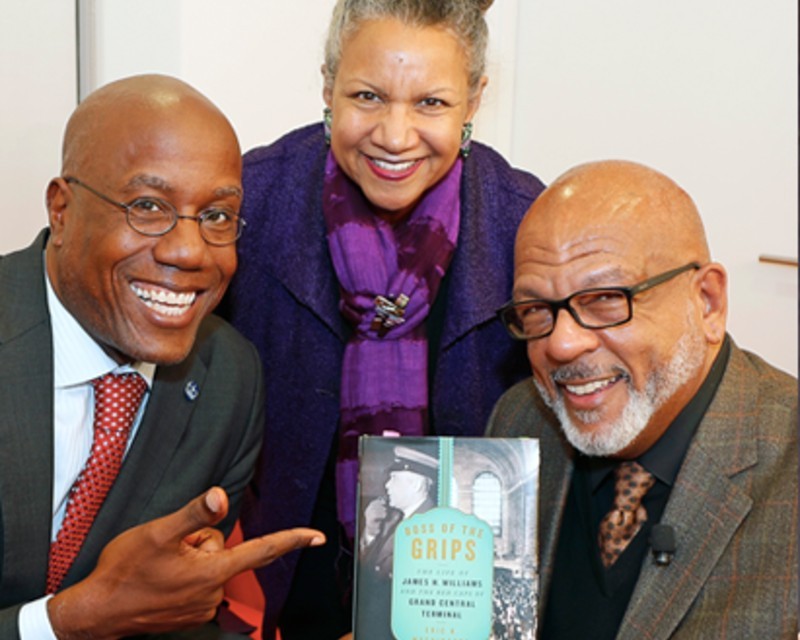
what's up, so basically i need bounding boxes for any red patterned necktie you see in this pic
[598,461,656,568]
[46,372,147,594]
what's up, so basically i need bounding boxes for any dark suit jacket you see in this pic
[0,231,265,638]
[486,341,798,639]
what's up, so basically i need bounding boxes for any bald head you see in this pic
[62,74,239,176]
[518,160,710,271]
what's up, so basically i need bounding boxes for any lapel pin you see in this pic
[184,380,200,401]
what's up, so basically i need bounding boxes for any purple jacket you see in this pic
[221,123,545,636]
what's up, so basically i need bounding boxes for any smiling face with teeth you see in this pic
[323,18,485,222]
[513,161,728,459]
[45,75,242,366]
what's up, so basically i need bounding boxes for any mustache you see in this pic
[549,364,630,384]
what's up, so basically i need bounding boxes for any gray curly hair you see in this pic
[323,0,494,97]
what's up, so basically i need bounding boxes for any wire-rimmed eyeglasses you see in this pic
[64,176,245,246]
[498,262,702,340]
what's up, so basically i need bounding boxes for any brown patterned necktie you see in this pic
[598,461,656,568]
[46,372,147,593]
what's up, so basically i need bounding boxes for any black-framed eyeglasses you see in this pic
[64,176,245,246]
[498,262,701,340]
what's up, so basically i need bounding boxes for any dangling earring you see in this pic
[460,122,473,158]
[323,107,333,146]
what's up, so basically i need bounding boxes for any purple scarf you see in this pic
[322,152,462,541]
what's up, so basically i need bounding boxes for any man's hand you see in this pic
[47,487,324,639]
[362,497,388,539]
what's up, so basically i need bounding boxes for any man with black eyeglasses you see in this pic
[488,160,797,639]
[0,74,323,639]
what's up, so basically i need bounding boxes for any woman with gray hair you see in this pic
[221,1,544,637]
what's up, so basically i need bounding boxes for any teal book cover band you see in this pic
[353,436,540,640]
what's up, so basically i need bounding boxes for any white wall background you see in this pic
[0,2,77,246]
[1,0,796,376]
[512,0,798,379]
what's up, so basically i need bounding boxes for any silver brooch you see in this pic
[370,294,409,337]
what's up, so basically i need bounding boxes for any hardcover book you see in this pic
[353,436,539,640]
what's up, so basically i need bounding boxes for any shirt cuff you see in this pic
[18,596,58,640]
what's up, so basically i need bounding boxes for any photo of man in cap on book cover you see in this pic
[359,445,439,578]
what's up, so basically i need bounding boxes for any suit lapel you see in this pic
[0,232,55,601]
[537,423,573,618]
[64,353,208,585]
[264,146,347,341]
[438,157,514,351]
[272,218,346,342]
[0,332,54,601]
[618,346,756,640]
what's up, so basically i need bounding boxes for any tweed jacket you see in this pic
[0,231,265,638]
[486,341,798,639]
[221,123,545,635]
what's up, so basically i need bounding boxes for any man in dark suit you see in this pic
[0,74,323,639]
[489,160,797,639]
[359,446,438,578]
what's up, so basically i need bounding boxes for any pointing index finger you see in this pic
[223,528,326,578]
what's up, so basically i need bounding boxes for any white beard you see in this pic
[534,325,705,457]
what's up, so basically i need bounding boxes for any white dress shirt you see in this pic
[19,261,155,639]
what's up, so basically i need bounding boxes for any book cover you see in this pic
[353,436,539,640]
